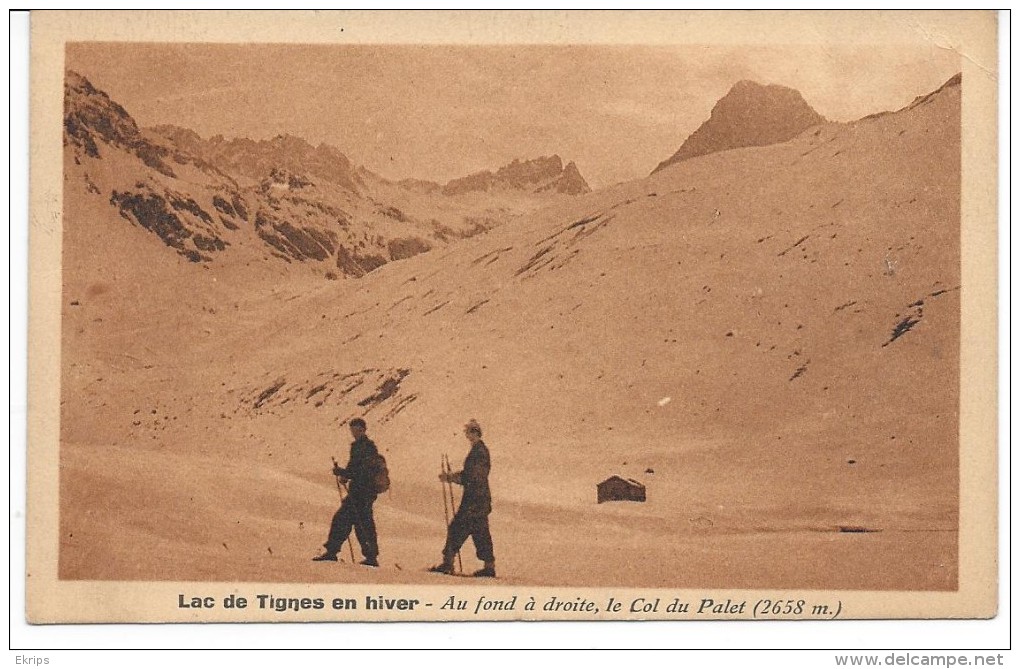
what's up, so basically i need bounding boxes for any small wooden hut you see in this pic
[596,476,646,504]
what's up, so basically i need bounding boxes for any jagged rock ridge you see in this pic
[443,155,591,196]
[150,126,363,192]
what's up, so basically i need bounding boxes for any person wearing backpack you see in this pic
[429,419,496,578]
[312,417,382,567]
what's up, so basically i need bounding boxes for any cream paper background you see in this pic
[26,10,998,625]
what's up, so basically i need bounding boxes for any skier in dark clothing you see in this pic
[313,417,380,567]
[430,419,496,577]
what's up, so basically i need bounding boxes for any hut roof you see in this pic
[598,475,645,489]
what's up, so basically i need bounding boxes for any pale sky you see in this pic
[67,43,959,188]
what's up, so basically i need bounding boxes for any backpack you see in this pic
[369,453,390,494]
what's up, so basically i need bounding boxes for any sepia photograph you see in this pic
[24,10,999,626]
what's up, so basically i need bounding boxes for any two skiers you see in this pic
[313,417,496,578]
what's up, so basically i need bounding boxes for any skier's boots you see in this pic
[473,562,496,578]
[312,552,338,562]
[428,562,455,574]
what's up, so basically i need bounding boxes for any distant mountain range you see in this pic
[64,70,592,278]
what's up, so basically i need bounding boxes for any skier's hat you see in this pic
[464,419,482,436]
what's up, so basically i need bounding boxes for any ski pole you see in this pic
[440,455,450,529]
[439,456,459,574]
[332,457,357,564]
[440,455,453,572]
[443,453,463,575]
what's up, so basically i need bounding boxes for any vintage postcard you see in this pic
[26,10,999,623]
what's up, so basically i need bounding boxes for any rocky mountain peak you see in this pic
[64,70,177,177]
[653,80,826,174]
[537,160,591,195]
[65,70,139,148]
